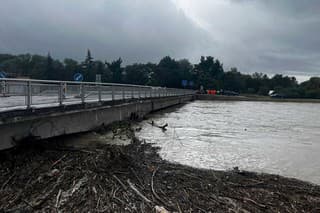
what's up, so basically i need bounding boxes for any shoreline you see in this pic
[1,122,320,212]
[197,94,320,103]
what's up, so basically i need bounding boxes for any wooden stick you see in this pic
[127,179,152,203]
[151,167,166,205]
[51,154,67,168]
[112,175,127,190]
[55,189,62,208]
[1,173,15,190]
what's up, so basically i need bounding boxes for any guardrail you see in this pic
[0,78,195,111]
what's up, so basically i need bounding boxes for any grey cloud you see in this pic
[0,0,319,79]
[0,0,209,63]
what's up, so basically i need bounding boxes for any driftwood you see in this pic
[1,121,320,212]
[112,175,127,190]
[55,189,62,208]
[127,179,152,203]
[1,173,15,190]
[149,121,168,131]
[51,154,67,168]
[151,167,166,205]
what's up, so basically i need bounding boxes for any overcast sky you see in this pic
[0,0,319,81]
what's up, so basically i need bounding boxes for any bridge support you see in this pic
[0,95,194,150]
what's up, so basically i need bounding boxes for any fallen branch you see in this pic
[112,175,127,190]
[151,167,167,205]
[51,154,67,168]
[127,179,152,203]
[148,121,168,131]
[55,189,62,209]
[1,173,15,190]
[243,197,267,209]
[176,202,182,213]
[130,167,144,187]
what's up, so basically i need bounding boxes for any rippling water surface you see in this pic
[136,100,320,184]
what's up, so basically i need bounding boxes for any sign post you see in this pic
[73,73,84,99]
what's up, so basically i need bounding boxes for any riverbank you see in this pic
[1,122,320,212]
[197,94,320,103]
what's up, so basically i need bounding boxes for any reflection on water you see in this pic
[136,100,320,184]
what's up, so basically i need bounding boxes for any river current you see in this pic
[136,100,320,184]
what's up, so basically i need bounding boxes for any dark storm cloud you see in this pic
[175,0,320,79]
[0,0,319,79]
[0,0,209,63]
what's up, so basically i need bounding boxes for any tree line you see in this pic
[0,51,319,99]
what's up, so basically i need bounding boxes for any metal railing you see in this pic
[0,78,195,111]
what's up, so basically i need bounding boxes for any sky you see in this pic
[0,0,319,81]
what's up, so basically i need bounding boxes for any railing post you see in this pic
[1,80,6,97]
[150,88,152,98]
[122,87,125,100]
[144,89,147,98]
[138,88,141,99]
[59,82,63,106]
[80,84,85,104]
[26,80,32,109]
[111,86,115,101]
[131,88,134,99]
[98,84,102,102]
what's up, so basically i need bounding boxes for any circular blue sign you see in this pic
[73,73,83,82]
[0,71,6,79]
[181,80,188,87]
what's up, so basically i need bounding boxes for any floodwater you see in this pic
[136,100,320,184]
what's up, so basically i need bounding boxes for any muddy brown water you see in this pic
[134,100,320,184]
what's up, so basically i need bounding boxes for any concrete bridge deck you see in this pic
[0,78,195,150]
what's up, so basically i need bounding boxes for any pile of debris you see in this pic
[1,122,320,212]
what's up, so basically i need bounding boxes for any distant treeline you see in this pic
[0,51,319,98]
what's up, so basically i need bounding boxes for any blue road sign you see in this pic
[189,81,194,87]
[0,71,6,79]
[73,73,84,82]
[181,80,188,87]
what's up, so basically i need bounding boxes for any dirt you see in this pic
[1,122,320,212]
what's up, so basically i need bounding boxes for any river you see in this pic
[135,100,320,184]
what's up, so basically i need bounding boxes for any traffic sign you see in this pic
[73,73,83,82]
[0,71,6,79]
[181,80,188,87]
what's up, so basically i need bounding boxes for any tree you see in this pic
[106,58,123,83]
[124,64,151,85]
[82,49,95,81]
[152,56,184,88]
[45,52,54,80]
[64,58,79,80]
[223,68,246,92]
[194,56,224,89]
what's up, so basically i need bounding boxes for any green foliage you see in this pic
[106,58,123,83]
[0,52,319,99]
[223,68,246,92]
[299,77,320,98]
[124,63,152,85]
[194,56,224,89]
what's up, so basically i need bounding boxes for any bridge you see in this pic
[0,78,195,150]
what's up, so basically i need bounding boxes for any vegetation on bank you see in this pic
[0,51,319,98]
